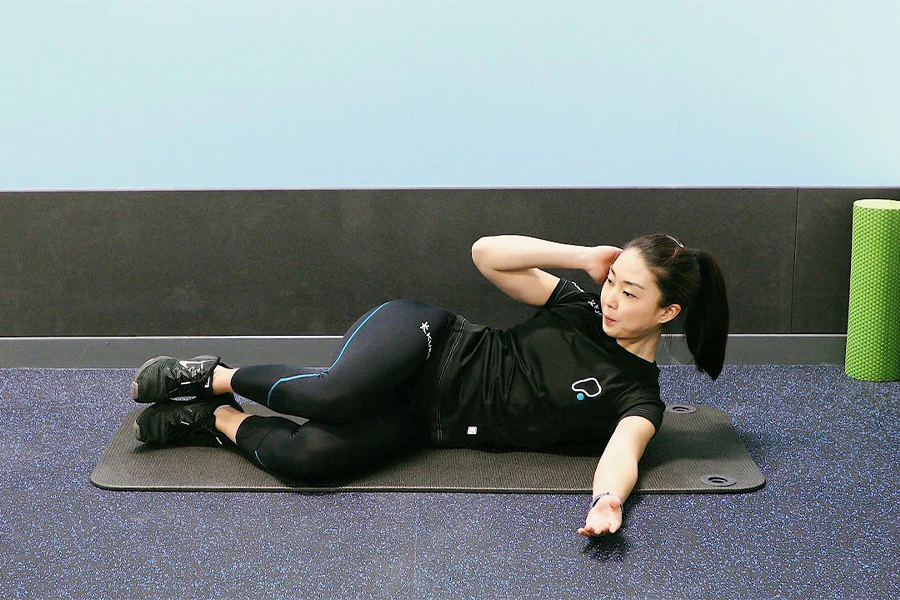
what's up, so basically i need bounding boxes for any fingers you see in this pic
[578,528,606,537]
[609,513,622,534]
[578,524,611,537]
[580,514,623,536]
[578,523,595,536]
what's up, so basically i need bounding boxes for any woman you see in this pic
[130,234,729,537]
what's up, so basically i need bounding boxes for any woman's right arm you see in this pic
[471,235,620,307]
[578,415,656,537]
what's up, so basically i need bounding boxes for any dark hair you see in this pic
[624,234,730,380]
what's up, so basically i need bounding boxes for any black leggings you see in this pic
[230,300,455,480]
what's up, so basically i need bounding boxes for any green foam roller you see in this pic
[845,199,900,381]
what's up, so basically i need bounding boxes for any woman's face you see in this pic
[600,248,680,341]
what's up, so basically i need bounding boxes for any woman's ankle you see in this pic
[213,405,249,444]
[211,366,237,395]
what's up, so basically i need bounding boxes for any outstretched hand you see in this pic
[578,494,623,537]
[584,246,623,286]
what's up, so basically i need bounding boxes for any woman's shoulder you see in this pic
[543,279,603,311]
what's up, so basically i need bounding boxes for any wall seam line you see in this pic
[790,188,800,333]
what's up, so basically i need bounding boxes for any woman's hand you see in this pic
[578,494,623,536]
[584,246,623,286]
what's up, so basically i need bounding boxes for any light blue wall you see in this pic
[1,0,898,190]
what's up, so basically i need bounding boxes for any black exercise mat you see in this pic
[91,403,765,494]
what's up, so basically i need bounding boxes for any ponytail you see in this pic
[624,235,730,380]
[683,250,729,380]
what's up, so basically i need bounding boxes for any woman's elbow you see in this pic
[471,236,495,268]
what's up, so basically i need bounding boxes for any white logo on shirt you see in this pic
[571,377,602,401]
[420,321,433,360]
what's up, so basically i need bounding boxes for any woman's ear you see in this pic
[658,303,682,325]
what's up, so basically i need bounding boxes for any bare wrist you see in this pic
[578,246,599,271]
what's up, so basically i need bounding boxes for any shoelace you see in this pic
[178,417,224,445]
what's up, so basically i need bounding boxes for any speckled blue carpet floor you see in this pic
[1,366,898,600]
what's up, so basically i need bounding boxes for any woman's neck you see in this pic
[615,332,661,363]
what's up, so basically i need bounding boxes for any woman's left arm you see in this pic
[577,416,656,537]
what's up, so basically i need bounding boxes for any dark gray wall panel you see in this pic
[793,188,900,333]
[1,188,796,336]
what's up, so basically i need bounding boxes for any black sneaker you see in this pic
[132,355,227,403]
[133,393,243,446]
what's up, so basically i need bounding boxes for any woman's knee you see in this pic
[254,418,419,481]
[271,449,332,480]
[288,377,375,422]
[270,373,376,422]
[257,425,352,480]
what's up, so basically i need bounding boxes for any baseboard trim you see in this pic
[0,334,847,368]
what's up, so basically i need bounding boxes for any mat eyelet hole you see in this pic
[700,474,737,487]
[666,404,697,414]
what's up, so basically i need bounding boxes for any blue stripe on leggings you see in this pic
[265,301,390,406]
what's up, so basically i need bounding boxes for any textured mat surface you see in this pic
[92,402,764,493]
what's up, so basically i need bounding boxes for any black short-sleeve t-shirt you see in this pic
[428,279,664,450]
